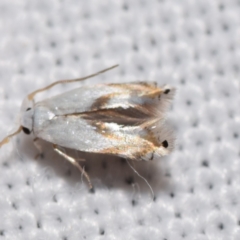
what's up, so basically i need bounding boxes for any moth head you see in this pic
[0,97,34,147]
[20,97,34,135]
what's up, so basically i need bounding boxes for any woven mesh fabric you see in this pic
[0,0,240,239]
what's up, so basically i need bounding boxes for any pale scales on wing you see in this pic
[32,82,175,161]
[34,82,175,117]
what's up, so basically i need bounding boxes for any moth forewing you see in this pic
[34,82,175,118]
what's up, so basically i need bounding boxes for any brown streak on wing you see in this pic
[92,121,123,141]
[98,137,156,160]
[91,83,164,111]
[144,128,161,148]
[66,107,159,125]
[109,82,163,97]
[108,82,157,92]
[90,120,161,160]
[91,92,121,111]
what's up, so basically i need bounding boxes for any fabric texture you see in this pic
[0,0,240,239]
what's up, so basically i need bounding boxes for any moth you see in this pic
[0,65,175,188]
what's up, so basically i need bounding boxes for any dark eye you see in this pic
[162,140,168,148]
[22,127,31,135]
[26,108,31,111]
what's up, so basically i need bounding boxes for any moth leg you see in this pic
[53,144,93,189]
[33,138,44,159]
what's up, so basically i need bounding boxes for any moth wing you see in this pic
[33,82,175,160]
[35,82,175,118]
[34,111,174,161]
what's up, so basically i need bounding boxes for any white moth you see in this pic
[0,65,175,189]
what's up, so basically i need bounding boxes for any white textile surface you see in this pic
[0,0,240,239]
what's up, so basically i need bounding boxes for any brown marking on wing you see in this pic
[91,83,164,111]
[81,107,158,125]
[91,92,120,111]
[110,83,164,98]
[91,121,124,141]
[144,127,162,148]
[85,118,157,159]
[98,135,157,160]
[108,82,157,92]
[90,120,161,160]
[97,132,168,160]
[83,115,166,160]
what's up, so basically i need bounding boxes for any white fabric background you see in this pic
[0,0,240,239]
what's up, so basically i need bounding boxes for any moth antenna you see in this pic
[0,126,22,148]
[126,160,155,200]
[28,64,119,101]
